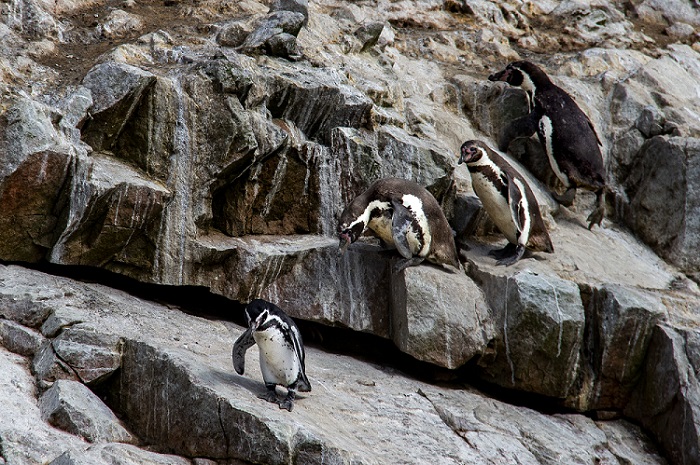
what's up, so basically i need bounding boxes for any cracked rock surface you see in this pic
[0,264,668,464]
[2,0,700,463]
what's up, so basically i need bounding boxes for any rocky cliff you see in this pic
[1,0,700,464]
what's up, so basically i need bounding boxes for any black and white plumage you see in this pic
[459,140,554,266]
[488,61,607,229]
[337,177,460,272]
[232,299,310,412]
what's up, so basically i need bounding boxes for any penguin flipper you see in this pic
[290,325,311,392]
[507,175,527,237]
[390,200,415,260]
[232,327,256,375]
[296,372,312,392]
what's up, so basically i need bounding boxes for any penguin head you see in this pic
[488,62,524,86]
[459,140,487,165]
[488,61,549,94]
[245,299,271,331]
[337,206,368,254]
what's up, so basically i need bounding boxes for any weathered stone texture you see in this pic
[2,0,700,463]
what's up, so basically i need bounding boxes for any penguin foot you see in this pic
[393,257,424,273]
[587,189,605,230]
[586,205,604,230]
[552,187,576,207]
[488,243,517,260]
[495,244,525,266]
[258,386,280,405]
[279,391,296,412]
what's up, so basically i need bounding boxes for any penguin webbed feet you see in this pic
[258,384,280,405]
[259,384,298,412]
[393,256,424,273]
[552,187,576,207]
[279,390,296,412]
[489,243,525,266]
[586,189,606,230]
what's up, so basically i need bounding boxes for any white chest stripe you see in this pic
[471,148,503,174]
[401,194,431,256]
[539,115,570,187]
[346,200,391,232]
[512,177,531,246]
[520,74,535,111]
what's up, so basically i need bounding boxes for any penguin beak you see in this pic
[338,232,352,255]
[459,147,473,164]
[488,68,508,82]
[250,310,267,331]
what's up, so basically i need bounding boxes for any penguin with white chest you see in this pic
[459,140,553,266]
[338,178,460,272]
[488,61,607,230]
[232,299,311,412]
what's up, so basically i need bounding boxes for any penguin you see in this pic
[488,60,607,230]
[337,177,460,273]
[459,140,553,266]
[232,299,310,412]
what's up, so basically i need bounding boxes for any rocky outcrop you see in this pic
[2,0,700,463]
[0,264,670,464]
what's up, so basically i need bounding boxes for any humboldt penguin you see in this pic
[459,140,553,266]
[232,299,311,412]
[338,178,459,272]
[488,60,607,229]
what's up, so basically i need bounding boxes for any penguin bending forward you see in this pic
[488,61,607,229]
[232,299,310,412]
[338,178,460,273]
[459,140,553,266]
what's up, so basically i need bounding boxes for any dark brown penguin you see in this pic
[489,61,607,229]
[459,140,553,266]
[338,178,459,272]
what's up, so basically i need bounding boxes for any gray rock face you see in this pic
[391,264,494,369]
[1,0,700,463]
[473,266,585,399]
[626,323,700,465]
[624,136,700,280]
[0,264,670,464]
[49,444,192,465]
[40,380,135,444]
[0,346,86,465]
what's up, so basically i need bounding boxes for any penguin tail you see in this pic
[297,372,312,392]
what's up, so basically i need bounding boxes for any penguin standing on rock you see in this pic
[488,61,607,229]
[232,299,310,412]
[459,140,553,266]
[338,178,460,273]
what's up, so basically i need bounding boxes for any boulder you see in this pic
[472,266,585,399]
[574,284,668,411]
[624,136,700,281]
[80,63,157,152]
[391,265,494,369]
[0,319,45,357]
[48,153,170,280]
[193,234,393,336]
[0,347,86,465]
[40,380,136,443]
[625,324,700,465]
[239,10,306,57]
